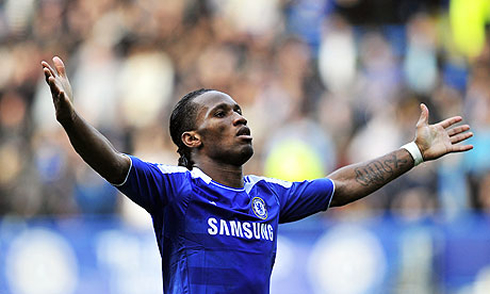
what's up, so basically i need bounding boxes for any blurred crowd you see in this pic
[0,0,489,221]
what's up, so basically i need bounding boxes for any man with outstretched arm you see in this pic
[41,56,473,294]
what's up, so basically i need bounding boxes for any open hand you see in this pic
[41,56,75,124]
[414,103,473,161]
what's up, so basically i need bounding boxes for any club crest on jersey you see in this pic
[252,197,268,219]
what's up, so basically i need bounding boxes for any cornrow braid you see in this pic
[177,146,192,169]
[169,88,214,170]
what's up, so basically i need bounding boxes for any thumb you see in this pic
[416,103,429,127]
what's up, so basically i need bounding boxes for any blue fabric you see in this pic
[116,155,334,294]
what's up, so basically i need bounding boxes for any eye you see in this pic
[214,111,226,118]
[235,108,242,115]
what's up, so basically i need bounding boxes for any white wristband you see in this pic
[401,142,424,166]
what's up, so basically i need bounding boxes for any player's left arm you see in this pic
[327,103,473,207]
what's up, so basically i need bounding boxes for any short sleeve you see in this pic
[276,178,335,223]
[114,155,188,214]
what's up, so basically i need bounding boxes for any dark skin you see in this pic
[329,102,473,206]
[41,57,130,184]
[41,56,474,207]
[181,92,254,188]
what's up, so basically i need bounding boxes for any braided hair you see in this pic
[169,88,214,169]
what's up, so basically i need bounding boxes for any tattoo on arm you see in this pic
[354,154,408,187]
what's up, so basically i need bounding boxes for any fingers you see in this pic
[447,123,473,152]
[41,56,65,77]
[41,60,56,77]
[42,63,61,98]
[417,103,466,130]
[43,67,52,81]
[450,131,473,144]
[47,76,61,98]
[416,103,429,127]
[447,124,471,136]
[53,56,66,77]
[450,144,474,153]
[41,57,65,97]
[437,116,463,129]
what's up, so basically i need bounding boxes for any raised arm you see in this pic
[41,56,130,185]
[328,103,473,207]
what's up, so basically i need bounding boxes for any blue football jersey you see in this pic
[116,155,335,294]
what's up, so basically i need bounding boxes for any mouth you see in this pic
[236,126,253,140]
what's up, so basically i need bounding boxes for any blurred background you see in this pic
[0,0,490,293]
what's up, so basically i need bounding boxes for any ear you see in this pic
[182,131,202,148]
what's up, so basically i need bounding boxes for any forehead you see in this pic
[193,91,239,111]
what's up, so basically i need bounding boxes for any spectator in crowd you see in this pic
[0,0,488,220]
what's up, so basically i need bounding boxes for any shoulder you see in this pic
[156,163,191,175]
[245,175,293,190]
[126,155,192,184]
[127,155,185,173]
[244,175,334,192]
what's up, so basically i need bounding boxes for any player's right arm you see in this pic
[41,56,130,185]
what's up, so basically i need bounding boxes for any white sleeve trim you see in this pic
[112,154,133,187]
[325,178,336,210]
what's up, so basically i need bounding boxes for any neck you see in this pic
[194,158,244,188]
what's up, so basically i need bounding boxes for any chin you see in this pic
[211,144,254,166]
[240,146,254,164]
[230,145,254,166]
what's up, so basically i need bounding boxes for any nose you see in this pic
[233,112,247,126]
